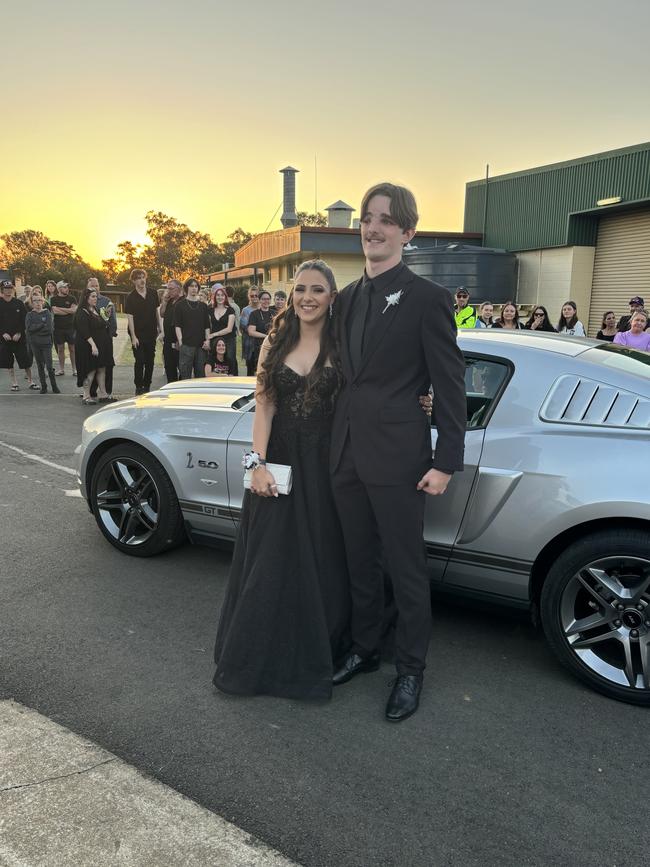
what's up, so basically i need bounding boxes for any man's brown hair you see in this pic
[130,268,147,282]
[360,182,419,232]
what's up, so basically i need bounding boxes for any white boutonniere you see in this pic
[382,289,403,314]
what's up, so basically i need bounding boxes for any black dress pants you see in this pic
[132,341,156,391]
[331,437,430,675]
[163,340,179,382]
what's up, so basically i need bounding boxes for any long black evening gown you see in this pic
[213,364,350,699]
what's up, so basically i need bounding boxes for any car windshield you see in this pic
[586,344,650,379]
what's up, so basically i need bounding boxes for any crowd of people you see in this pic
[0,270,290,398]
[2,273,649,398]
[156,277,288,385]
[0,276,118,401]
[454,287,650,348]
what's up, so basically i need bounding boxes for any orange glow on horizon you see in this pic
[3,1,648,269]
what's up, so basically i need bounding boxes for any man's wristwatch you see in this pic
[243,451,267,470]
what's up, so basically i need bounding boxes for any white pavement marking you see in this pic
[63,489,83,498]
[0,700,300,867]
[0,440,76,477]
[0,429,73,445]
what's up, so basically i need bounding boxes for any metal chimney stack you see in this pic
[280,166,299,228]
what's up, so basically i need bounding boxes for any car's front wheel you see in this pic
[541,529,650,706]
[90,443,185,557]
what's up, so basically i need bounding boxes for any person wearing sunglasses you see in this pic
[454,287,476,328]
[524,305,556,332]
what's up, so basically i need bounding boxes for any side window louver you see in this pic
[540,375,650,429]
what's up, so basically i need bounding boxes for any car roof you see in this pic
[458,330,597,357]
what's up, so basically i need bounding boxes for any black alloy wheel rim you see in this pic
[95,458,160,547]
[560,556,650,691]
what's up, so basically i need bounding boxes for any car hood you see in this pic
[159,375,255,393]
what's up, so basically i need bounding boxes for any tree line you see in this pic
[0,211,327,293]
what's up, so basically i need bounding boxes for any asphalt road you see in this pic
[0,369,646,867]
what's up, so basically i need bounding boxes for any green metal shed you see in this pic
[464,142,650,252]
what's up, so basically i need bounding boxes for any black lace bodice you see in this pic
[267,364,340,461]
[273,364,340,421]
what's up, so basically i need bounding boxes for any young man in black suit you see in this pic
[331,182,467,722]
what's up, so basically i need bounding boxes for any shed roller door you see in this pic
[589,210,650,335]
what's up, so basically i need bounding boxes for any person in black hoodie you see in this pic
[24,293,61,394]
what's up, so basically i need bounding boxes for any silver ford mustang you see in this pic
[77,331,650,706]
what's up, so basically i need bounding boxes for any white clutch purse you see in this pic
[243,463,293,495]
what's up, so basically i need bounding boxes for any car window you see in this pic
[431,356,510,430]
[464,358,510,428]
[585,345,650,380]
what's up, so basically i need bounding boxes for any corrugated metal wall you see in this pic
[464,143,650,251]
[589,211,650,335]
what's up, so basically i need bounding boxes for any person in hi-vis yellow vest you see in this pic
[454,287,476,328]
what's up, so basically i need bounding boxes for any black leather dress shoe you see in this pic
[332,651,380,686]
[385,674,423,722]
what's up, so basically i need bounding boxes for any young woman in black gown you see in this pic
[213,260,350,700]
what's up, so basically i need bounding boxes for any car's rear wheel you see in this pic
[90,443,185,557]
[541,529,650,706]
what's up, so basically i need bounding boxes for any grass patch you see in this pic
[118,337,164,367]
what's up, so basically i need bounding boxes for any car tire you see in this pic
[541,529,650,706]
[90,443,185,557]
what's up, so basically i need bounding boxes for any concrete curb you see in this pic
[0,700,300,867]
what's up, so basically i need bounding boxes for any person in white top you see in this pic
[557,301,585,336]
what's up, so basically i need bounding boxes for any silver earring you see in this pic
[329,304,333,318]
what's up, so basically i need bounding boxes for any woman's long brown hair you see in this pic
[257,260,343,409]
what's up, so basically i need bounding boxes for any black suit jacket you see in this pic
[330,265,466,485]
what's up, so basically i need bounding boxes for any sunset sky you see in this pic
[3,0,649,266]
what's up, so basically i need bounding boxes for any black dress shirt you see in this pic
[125,287,160,342]
[347,262,406,372]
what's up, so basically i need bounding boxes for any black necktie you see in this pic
[349,281,373,373]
